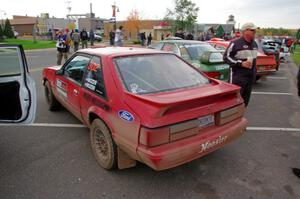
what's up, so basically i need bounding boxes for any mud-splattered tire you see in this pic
[90,119,117,170]
[44,81,61,111]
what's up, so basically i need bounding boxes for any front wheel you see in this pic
[90,119,117,170]
[44,81,61,111]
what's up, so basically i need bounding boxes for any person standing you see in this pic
[56,30,70,65]
[80,28,88,49]
[72,29,80,52]
[140,32,146,46]
[147,33,152,46]
[114,26,124,47]
[223,22,258,107]
[109,30,115,46]
[90,29,95,46]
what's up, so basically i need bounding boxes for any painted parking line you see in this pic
[247,127,300,132]
[252,92,293,96]
[266,77,287,80]
[1,123,300,132]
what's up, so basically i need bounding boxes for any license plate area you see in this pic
[198,114,214,128]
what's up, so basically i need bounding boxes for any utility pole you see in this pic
[111,2,119,31]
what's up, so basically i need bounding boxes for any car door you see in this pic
[80,56,109,123]
[0,44,36,124]
[61,54,91,119]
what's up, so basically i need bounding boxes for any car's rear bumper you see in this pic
[256,69,277,76]
[137,118,247,171]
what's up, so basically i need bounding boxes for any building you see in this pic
[10,15,37,36]
[104,20,171,41]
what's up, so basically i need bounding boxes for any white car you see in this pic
[0,44,36,124]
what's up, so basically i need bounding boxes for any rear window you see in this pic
[184,44,219,60]
[0,48,21,77]
[114,54,209,94]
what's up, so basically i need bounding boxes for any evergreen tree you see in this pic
[0,25,3,41]
[4,19,14,38]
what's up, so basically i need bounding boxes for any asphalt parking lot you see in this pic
[0,48,300,199]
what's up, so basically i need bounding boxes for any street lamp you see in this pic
[111,2,119,31]
[0,10,7,27]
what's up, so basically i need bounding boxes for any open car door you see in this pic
[0,44,36,124]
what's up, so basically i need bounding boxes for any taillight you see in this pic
[139,127,170,147]
[216,104,245,125]
[204,71,221,79]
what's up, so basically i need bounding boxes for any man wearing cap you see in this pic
[223,22,258,107]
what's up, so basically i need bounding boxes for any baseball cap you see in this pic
[241,22,257,31]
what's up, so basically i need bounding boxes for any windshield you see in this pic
[114,54,209,94]
[184,44,221,60]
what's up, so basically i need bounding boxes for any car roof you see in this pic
[158,40,208,45]
[77,47,169,57]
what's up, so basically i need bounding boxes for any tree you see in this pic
[0,25,3,41]
[126,9,142,40]
[165,0,199,32]
[296,29,300,40]
[4,19,14,38]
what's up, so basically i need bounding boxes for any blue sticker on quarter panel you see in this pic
[118,111,134,122]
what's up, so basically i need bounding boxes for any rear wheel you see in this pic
[44,81,61,111]
[90,119,117,170]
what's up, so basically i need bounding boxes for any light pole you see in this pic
[0,10,6,27]
[111,2,119,31]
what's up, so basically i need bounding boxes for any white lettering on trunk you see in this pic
[200,135,228,153]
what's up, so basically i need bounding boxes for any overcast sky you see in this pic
[1,0,299,28]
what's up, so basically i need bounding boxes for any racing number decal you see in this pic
[56,79,68,98]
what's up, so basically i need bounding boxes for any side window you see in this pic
[162,43,180,55]
[64,55,90,84]
[83,56,106,98]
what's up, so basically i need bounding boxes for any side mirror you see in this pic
[0,44,36,124]
[56,69,63,76]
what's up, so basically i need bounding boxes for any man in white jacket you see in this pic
[114,26,124,46]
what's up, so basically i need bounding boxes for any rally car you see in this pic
[207,40,277,81]
[149,40,230,81]
[43,47,247,171]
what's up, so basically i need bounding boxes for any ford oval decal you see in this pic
[118,111,134,122]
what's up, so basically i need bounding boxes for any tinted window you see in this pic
[0,48,21,77]
[83,56,106,97]
[114,54,209,95]
[64,55,90,84]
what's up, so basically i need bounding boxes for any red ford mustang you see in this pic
[43,47,247,171]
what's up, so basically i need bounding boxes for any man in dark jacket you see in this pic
[223,22,258,107]
[80,29,88,49]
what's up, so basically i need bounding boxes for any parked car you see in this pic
[261,39,280,70]
[149,40,230,81]
[208,40,277,82]
[87,32,102,42]
[43,47,247,171]
[0,44,36,124]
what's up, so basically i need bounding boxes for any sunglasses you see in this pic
[247,29,256,32]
